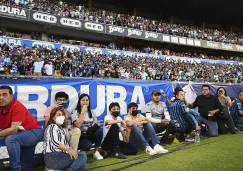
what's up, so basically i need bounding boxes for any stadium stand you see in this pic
[2,0,243,45]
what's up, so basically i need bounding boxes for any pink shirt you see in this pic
[44,106,71,119]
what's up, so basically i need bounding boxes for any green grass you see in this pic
[5,133,243,171]
[123,133,243,171]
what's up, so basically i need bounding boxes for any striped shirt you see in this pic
[230,99,243,120]
[169,100,187,131]
[43,124,69,154]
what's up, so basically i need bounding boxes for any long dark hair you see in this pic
[47,107,66,128]
[215,87,228,97]
[76,93,92,118]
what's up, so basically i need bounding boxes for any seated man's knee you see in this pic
[5,135,14,146]
[79,140,93,151]
[72,128,81,136]
[169,121,175,128]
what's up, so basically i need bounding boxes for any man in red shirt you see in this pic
[0,85,43,171]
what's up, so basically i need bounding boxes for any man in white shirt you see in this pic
[44,61,53,76]
[141,68,148,80]
[146,90,175,144]
[33,57,44,78]
[101,102,127,159]
[124,102,168,155]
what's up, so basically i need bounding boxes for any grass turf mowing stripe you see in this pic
[111,134,238,171]
[110,142,194,171]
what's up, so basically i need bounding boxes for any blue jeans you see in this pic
[129,123,159,149]
[44,151,87,171]
[79,128,103,151]
[5,128,43,171]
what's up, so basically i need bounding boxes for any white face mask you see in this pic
[55,116,65,125]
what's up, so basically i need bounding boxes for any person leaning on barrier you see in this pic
[215,87,236,134]
[145,90,175,144]
[44,107,87,171]
[44,91,81,153]
[71,93,103,160]
[0,85,43,171]
[230,91,243,131]
[169,89,201,142]
[187,85,223,137]
[124,102,169,155]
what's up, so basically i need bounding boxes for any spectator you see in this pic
[44,92,81,152]
[43,107,87,171]
[188,85,223,137]
[53,69,62,77]
[0,85,43,171]
[71,93,103,160]
[33,57,44,78]
[215,87,236,134]
[124,102,169,155]
[169,88,200,142]
[145,90,175,144]
[101,102,127,159]
[230,91,243,131]
[43,61,53,76]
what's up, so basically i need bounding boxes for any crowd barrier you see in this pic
[0,76,242,160]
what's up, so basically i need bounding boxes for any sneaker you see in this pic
[93,151,103,160]
[111,148,127,159]
[153,144,169,154]
[102,150,111,158]
[185,136,195,142]
[145,146,157,155]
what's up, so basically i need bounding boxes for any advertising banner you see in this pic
[0,4,29,20]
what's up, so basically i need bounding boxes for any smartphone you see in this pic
[17,126,25,131]
[146,112,152,118]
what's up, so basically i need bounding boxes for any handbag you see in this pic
[81,123,100,139]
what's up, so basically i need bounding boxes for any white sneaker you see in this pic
[145,146,157,155]
[185,136,195,142]
[153,144,169,154]
[93,151,104,160]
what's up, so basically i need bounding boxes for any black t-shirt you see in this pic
[62,62,70,70]
[193,95,223,121]
[55,62,62,70]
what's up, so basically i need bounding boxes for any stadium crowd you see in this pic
[2,0,243,45]
[0,42,242,83]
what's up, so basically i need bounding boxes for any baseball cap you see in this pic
[151,90,161,96]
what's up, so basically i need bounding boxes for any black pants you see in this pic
[0,160,4,171]
[101,124,120,151]
[151,121,175,139]
[119,141,137,155]
[217,117,236,134]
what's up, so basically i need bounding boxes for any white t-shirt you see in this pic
[141,72,148,80]
[102,114,123,143]
[33,61,44,72]
[44,64,53,76]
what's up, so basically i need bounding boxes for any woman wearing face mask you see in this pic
[71,94,104,160]
[44,107,87,171]
[215,87,236,134]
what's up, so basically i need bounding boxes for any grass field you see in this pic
[5,132,243,171]
[86,133,243,171]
